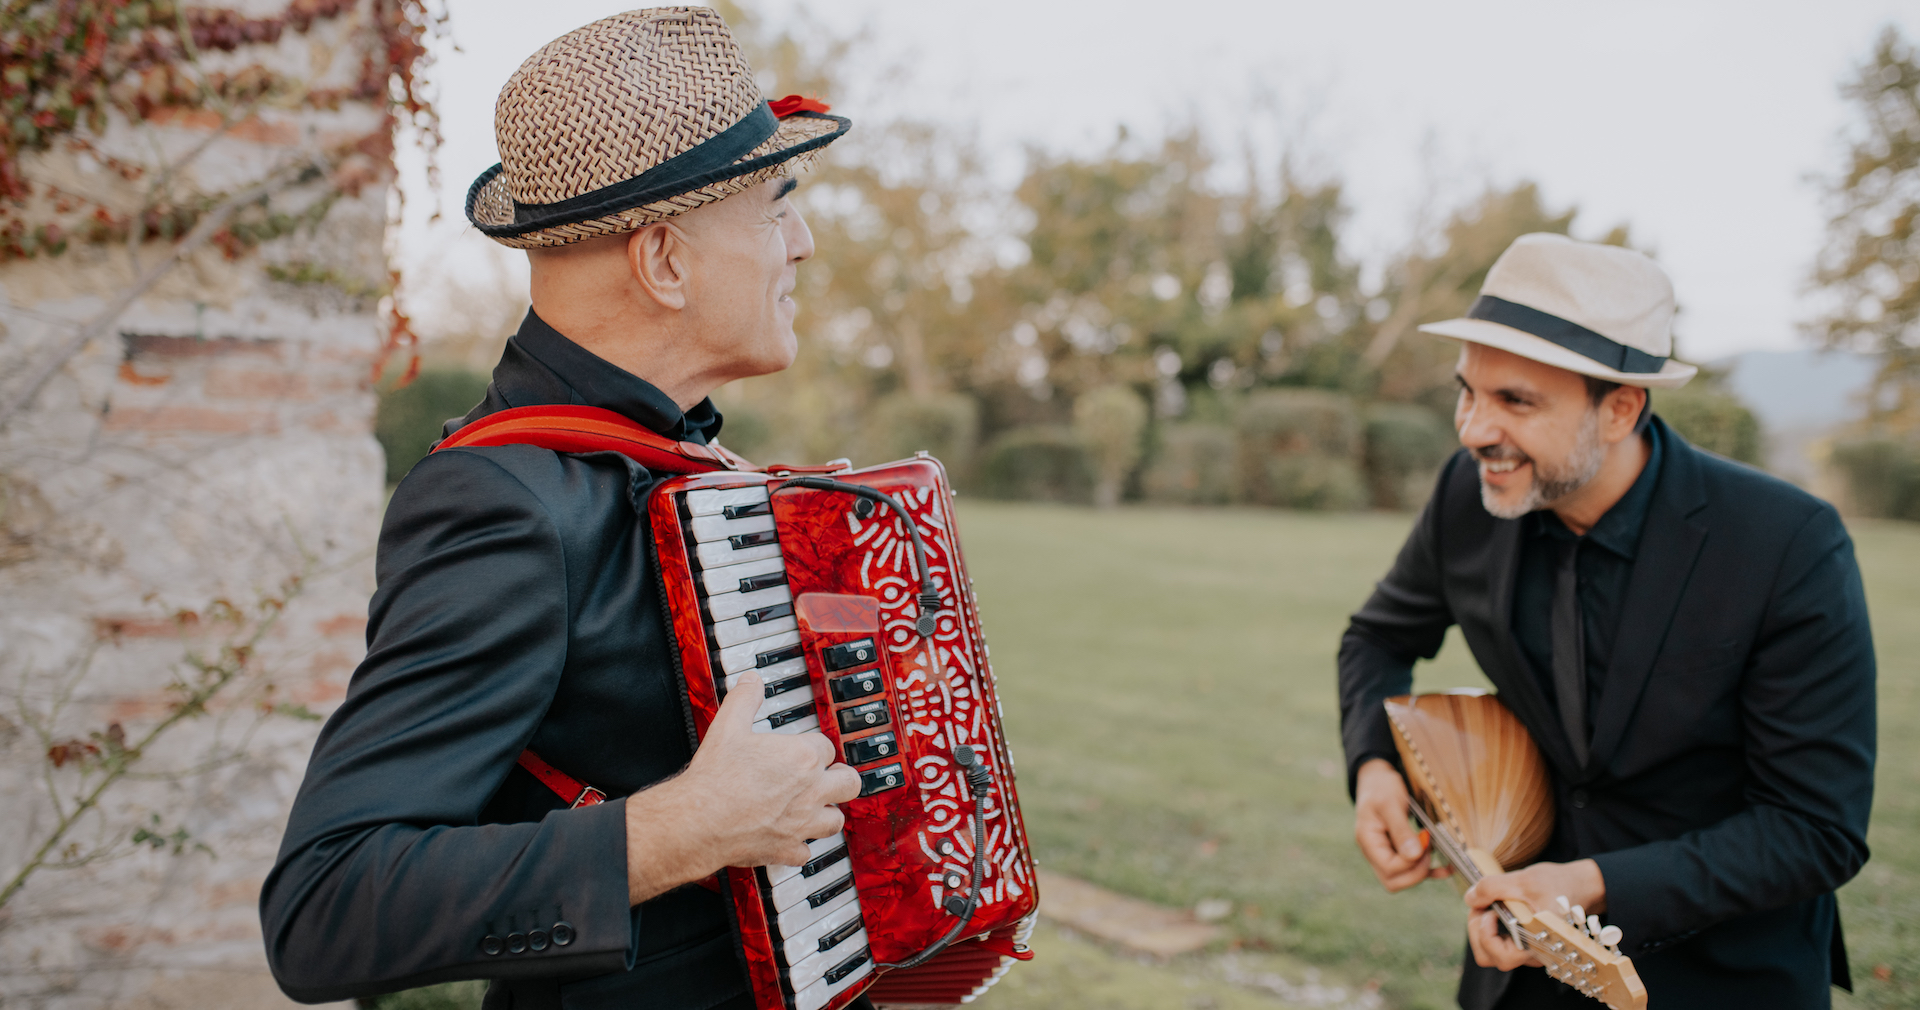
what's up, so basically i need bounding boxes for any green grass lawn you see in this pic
[953,501,1920,1010]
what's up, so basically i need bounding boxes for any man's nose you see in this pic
[1455,398,1501,449]
[786,205,815,264]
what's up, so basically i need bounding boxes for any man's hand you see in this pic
[1353,758,1449,891]
[1463,859,1606,971]
[624,672,861,905]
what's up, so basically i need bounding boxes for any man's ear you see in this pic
[627,222,690,311]
[1601,384,1648,444]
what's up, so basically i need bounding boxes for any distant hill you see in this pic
[1710,349,1875,482]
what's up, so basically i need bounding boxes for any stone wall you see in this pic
[0,4,394,1006]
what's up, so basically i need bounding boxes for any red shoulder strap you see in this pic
[433,404,754,474]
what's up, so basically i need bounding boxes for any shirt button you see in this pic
[551,921,575,946]
[481,935,504,956]
[507,932,527,954]
[1571,789,1590,809]
[529,929,550,952]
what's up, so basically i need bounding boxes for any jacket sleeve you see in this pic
[260,449,636,1002]
[1338,453,1462,797]
[1593,503,1876,953]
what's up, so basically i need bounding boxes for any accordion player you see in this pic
[445,407,1041,1010]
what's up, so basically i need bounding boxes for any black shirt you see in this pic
[448,308,723,445]
[1510,423,1663,742]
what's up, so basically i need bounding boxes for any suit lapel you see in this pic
[1586,426,1710,770]
[1485,514,1587,778]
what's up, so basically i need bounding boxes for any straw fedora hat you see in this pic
[1419,233,1697,389]
[464,7,850,249]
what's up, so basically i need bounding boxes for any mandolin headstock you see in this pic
[1506,896,1648,1010]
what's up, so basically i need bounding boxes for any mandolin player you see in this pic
[1337,234,1876,1008]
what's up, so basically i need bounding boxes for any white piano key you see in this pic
[773,872,857,936]
[725,657,809,693]
[712,612,798,649]
[703,584,794,623]
[699,555,786,596]
[689,511,774,543]
[787,928,868,993]
[685,486,770,517]
[754,712,820,736]
[794,951,872,1010]
[715,630,802,676]
[693,538,783,569]
[769,845,850,909]
[779,893,861,964]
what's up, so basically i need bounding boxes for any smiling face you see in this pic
[673,175,815,381]
[1453,342,1620,519]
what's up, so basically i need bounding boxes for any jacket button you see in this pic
[1571,789,1590,809]
[507,932,527,954]
[481,935,504,956]
[552,921,575,946]
[529,929,550,952]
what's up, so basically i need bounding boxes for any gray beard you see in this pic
[1478,412,1607,520]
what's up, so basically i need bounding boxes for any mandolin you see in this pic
[1385,691,1648,1010]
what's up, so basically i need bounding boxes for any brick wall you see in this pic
[0,4,392,1006]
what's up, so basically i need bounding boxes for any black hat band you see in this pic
[1467,295,1667,374]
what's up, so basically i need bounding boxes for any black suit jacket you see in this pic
[1338,418,1876,1009]
[261,321,751,1009]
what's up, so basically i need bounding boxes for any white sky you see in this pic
[396,0,1919,360]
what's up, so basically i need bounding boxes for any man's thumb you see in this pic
[719,672,764,728]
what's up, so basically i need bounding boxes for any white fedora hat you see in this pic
[1419,233,1697,389]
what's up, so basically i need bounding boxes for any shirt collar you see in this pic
[488,308,723,445]
[1526,421,1665,559]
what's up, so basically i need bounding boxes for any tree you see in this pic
[1809,26,1920,435]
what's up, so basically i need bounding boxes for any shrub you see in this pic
[1652,386,1763,465]
[1234,389,1366,509]
[375,369,492,485]
[863,391,980,474]
[1364,403,1457,511]
[1830,438,1920,521]
[1141,423,1238,505]
[975,425,1095,503]
[1073,385,1149,508]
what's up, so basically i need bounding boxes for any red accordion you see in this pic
[438,408,1039,1010]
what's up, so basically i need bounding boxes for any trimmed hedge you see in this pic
[1141,423,1237,505]
[1830,438,1920,521]
[1363,403,1456,510]
[1234,389,1367,510]
[974,425,1095,503]
[1652,386,1763,465]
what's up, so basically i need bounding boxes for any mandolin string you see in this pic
[1408,799,1586,973]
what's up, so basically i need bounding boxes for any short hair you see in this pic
[1583,375,1653,433]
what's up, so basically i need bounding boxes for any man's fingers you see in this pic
[800,730,836,769]
[717,672,764,731]
[1381,803,1423,860]
[807,803,845,841]
[821,764,862,805]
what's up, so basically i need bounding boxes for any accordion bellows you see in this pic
[1384,692,1553,869]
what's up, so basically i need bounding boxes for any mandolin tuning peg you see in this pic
[1555,895,1572,915]
[1597,925,1622,949]
[1587,914,1603,937]
[1569,903,1586,925]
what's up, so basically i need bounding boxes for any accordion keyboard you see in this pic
[683,484,876,1010]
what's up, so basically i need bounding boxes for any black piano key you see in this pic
[767,701,815,728]
[728,530,778,550]
[818,915,863,953]
[745,602,795,626]
[842,732,896,765]
[763,672,811,697]
[806,873,854,908]
[722,500,773,519]
[824,946,871,984]
[857,762,905,796]
[738,571,789,593]
[800,844,849,878]
[836,701,890,734]
[756,644,805,668]
[822,638,878,671]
